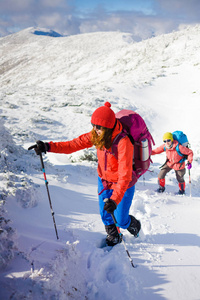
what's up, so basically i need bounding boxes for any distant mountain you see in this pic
[0,25,200,89]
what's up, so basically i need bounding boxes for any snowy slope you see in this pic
[0,25,200,300]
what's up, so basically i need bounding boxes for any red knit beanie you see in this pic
[91,102,116,129]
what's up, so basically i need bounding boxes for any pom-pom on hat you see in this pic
[163,132,173,141]
[91,102,116,129]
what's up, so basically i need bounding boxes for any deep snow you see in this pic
[0,25,200,300]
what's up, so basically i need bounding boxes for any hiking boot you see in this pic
[157,186,165,193]
[178,189,185,195]
[106,234,122,246]
[157,178,165,193]
[127,215,141,237]
[178,182,185,195]
[105,224,122,246]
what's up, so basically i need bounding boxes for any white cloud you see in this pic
[0,0,200,39]
[153,0,200,19]
[37,13,62,28]
[0,0,35,13]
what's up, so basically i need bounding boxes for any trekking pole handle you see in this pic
[111,212,117,224]
[39,152,45,168]
[39,153,47,183]
[188,169,191,183]
[188,169,192,197]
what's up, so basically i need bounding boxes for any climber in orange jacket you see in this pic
[29,102,141,246]
[151,132,193,194]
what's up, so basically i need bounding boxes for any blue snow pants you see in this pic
[98,177,135,229]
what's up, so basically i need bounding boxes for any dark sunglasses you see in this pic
[163,139,171,143]
[91,124,102,130]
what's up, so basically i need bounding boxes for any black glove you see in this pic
[28,140,50,155]
[104,198,117,213]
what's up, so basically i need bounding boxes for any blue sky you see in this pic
[0,0,200,39]
[75,0,153,14]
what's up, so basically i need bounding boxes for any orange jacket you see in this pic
[151,140,193,170]
[49,120,134,205]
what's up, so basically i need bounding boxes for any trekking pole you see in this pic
[111,213,135,268]
[143,174,145,186]
[188,169,192,197]
[39,153,59,240]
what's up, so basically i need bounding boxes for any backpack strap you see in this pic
[111,131,127,159]
[176,144,188,163]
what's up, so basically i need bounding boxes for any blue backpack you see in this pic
[172,131,189,163]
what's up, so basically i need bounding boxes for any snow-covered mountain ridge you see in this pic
[0,25,200,300]
[0,25,200,89]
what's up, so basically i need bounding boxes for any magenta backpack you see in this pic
[112,109,155,182]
